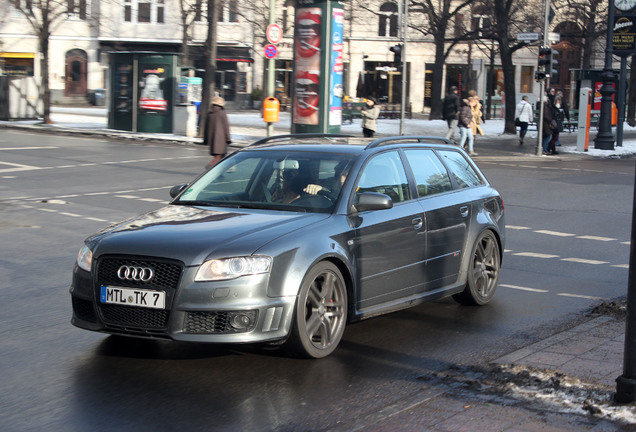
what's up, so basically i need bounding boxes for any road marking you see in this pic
[513,252,560,259]
[500,284,549,293]
[576,235,616,242]
[560,257,608,265]
[557,293,604,300]
[0,161,43,173]
[612,264,629,268]
[0,146,59,150]
[506,225,531,230]
[534,230,575,237]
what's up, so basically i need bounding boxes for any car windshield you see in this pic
[175,150,357,213]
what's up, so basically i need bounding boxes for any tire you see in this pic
[453,230,501,306]
[284,262,348,359]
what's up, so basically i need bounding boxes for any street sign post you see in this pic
[264,44,278,59]
[517,32,540,41]
[266,24,282,45]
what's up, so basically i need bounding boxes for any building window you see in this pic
[379,2,398,37]
[124,0,164,23]
[67,0,88,19]
[218,0,238,22]
[471,7,490,38]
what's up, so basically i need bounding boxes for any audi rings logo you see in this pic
[117,265,154,282]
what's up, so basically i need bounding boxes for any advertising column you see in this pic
[292,0,344,134]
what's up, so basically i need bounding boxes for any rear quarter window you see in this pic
[437,150,484,189]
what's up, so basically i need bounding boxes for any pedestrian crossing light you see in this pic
[390,44,403,64]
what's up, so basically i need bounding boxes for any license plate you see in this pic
[100,286,166,310]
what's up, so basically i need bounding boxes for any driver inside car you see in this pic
[303,161,351,198]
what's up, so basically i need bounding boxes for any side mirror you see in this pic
[353,192,393,212]
[170,184,189,198]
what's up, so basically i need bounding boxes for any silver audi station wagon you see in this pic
[70,135,505,358]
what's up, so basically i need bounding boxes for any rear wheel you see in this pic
[284,262,347,358]
[453,230,501,306]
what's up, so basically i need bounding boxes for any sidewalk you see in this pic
[3,106,636,429]
[2,106,636,159]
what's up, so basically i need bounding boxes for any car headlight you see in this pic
[195,256,272,281]
[76,245,93,272]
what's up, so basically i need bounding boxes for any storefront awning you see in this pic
[0,52,35,58]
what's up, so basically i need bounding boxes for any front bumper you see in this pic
[69,256,296,344]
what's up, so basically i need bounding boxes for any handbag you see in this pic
[514,118,521,126]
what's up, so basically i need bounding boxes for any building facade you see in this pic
[0,0,611,115]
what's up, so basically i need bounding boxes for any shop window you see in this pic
[520,65,533,94]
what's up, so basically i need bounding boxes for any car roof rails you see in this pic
[365,136,455,149]
[249,133,356,147]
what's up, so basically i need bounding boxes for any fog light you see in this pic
[229,311,256,331]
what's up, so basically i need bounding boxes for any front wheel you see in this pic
[284,262,348,359]
[453,230,501,306]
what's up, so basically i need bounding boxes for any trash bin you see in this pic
[93,89,105,106]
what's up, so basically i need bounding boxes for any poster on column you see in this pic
[294,8,321,125]
[329,8,344,126]
[138,65,168,114]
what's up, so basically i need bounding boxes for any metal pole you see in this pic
[616,157,636,403]
[267,0,276,137]
[399,0,407,135]
[594,0,616,150]
[617,56,627,146]
[536,0,551,156]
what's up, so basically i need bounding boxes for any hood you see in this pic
[88,205,329,265]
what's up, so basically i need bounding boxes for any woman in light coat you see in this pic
[514,96,534,145]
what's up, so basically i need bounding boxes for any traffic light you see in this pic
[537,47,558,81]
[390,44,403,64]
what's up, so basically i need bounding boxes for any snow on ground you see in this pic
[35,107,636,158]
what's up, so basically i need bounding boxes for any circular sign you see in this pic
[264,44,278,59]
[266,24,282,44]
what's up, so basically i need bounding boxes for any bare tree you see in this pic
[198,0,220,137]
[560,0,607,69]
[179,0,204,67]
[488,0,543,134]
[8,0,71,123]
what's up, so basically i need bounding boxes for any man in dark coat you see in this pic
[442,86,459,141]
[204,96,231,167]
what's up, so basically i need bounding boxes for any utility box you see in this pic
[109,52,180,133]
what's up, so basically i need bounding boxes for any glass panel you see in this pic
[356,151,410,203]
[403,149,453,197]
[438,150,484,189]
[138,2,151,22]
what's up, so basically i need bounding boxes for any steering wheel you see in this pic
[317,189,336,202]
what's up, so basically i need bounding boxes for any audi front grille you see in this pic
[95,256,184,331]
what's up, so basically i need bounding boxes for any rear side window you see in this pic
[356,151,411,203]
[404,149,453,197]
[437,150,484,189]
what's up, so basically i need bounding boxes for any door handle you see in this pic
[412,217,423,230]
[460,206,469,217]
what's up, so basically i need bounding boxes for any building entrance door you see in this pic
[65,49,87,97]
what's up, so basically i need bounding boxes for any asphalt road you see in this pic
[0,129,632,431]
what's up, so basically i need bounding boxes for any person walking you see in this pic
[542,95,556,155]
[442,86,460,141]
[458,99,476,156]
[360,97,380,137]
[468,93,484,137]
[204,96,232,167]
[514,96,534,145]
[554,91,570,145]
